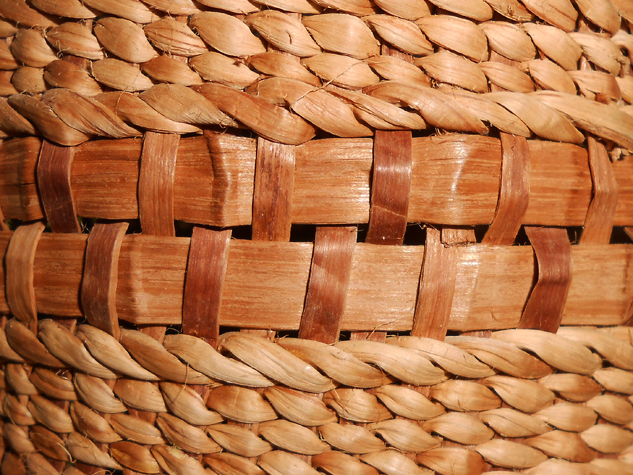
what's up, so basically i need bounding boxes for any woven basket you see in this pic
[2,0,633,474]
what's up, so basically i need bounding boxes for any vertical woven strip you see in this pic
[250,137,295,335]
[182,227,232,349]
[298,226,357,344]
[520,227,573,333]
[81,222,128,341]
[138,131,180,341]
[411,227,457,341]
[5,222,45,333]
[0,206,8,232]
[580,137,619,245]
[252,137,295,242]
[366,130,413,246]
[483,133,531,245]
[37,140,81,234]
[138,132,179,238]
[355,128,412,342]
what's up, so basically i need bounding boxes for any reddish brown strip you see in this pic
[411,228,457,341]
[580,137,618,244]
[5,222,45,333]
[483,133,530,245]
[298,226,356,344]
[252,137,295,241]
[138,132,179,237]
[520,227,572,333]
[366,130,412,245]
[81,222,129,340]
[182,227,232,349]
[139,325,167,344]
[37,140,81,233]
[0,137,45,222]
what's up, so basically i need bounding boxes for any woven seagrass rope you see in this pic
[0,0,632,150]
[2,321,633,474]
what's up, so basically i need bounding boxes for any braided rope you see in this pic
[0,0,632,151]
[2,320,633,474]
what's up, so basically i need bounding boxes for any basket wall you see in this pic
[1,0,633,474]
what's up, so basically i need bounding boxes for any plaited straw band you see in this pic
[0,0,633,150]
[1,320,633,474]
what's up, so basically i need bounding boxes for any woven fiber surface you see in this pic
[2,322,633,475]
[0,0,631,148]
[2,0,633,474]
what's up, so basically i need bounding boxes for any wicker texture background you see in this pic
[2,0,633,474]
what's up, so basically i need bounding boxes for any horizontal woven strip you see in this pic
[1,133,633,227]
[1,323,633,474]
[0,0,632,149]
[0,231,629,330]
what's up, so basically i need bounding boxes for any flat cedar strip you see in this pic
[0,233,621,332]
[4,135,633,227]
[5,222,45,333]
[299,226,357,344]
[182,227,231,349]
[0,137,44,222]
[520,227,573,333]
[483,134,531,245]
[81,222,129,341]
[354,128,412,342]
[580,137,619,245]
[138,132,179,237]
[252,137,295,242]
[367,130,412,245]
[37,140,81,233]
[411,228,458,341]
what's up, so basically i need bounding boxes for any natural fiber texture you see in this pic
[0,324,631,474]
[1,0,633,474]
[0,229,629,330]
[0,0,632,148]
[2,133,633,227]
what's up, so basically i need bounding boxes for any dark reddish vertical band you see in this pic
[580,137,618,245]
[520,226,572,333]
[411,227,457,341]
[252,137,295,242]
[5,222,45,333]
[37,141,81,233]
[81,222,128,340]
[298,226,356,344]
[182,227,232,349]
[139,132,179,237]
[366,130,412,246]
[483,133,530,245]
